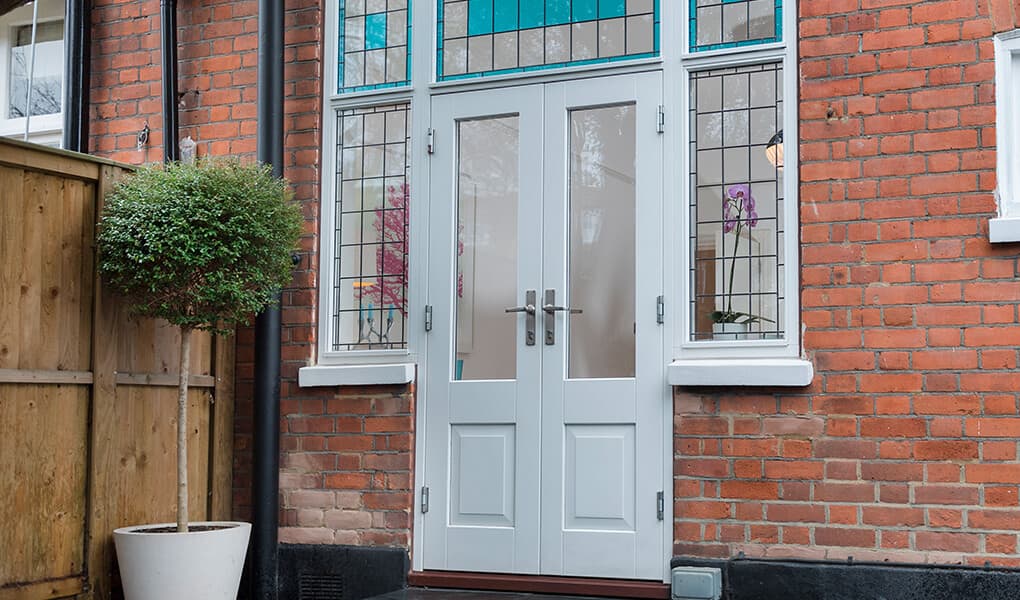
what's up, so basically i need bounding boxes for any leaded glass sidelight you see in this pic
[689,0,781,52]
[437,0,659,80]
[332,104,410,350]
[689,62,783,341]
[338,0,411,93]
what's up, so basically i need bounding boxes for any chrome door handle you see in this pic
[505,289,537,346]
[543,289,581,345]
[542,304,582,315]
[505,305,536,315]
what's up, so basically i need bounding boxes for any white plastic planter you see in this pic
[113,521,251,600]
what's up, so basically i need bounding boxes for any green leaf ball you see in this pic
[97,160,303,333]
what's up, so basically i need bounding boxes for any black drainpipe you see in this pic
[251,0,284,597]
[159,0,178,162]
[62,0,90,153]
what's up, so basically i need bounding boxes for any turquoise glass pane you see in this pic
[494,1,519,32]
[520,0,544,28]
[437,0,658,80]
[468,0,494,35]
[365,13,387,50]
[546,0,569,25]
[598,0,625,18]
[572,0,597,22]
[338,0,411,94]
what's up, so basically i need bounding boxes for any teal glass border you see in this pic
[337,0,413,95]
[436,0,660,81]
[688,0,782,53]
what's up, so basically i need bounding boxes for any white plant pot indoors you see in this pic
[712,321,749,340]
[114,521,251,600]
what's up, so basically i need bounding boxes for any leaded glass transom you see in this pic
[437,0,659,80]
[333,104,410,350]
[338,0,411,94]
[689,0,781,53]
[689,62,784,341]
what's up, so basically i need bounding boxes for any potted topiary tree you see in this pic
[97,159,302,600]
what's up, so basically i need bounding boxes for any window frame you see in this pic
[990,29,1020,243]
[665,0,811,384]
[310,0,810,385]
[0,0,65,145]
[310,0,427,378]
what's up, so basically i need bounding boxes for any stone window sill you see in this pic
[298,363,415,387]
[668,357,814,387]
[989,217,1020,243]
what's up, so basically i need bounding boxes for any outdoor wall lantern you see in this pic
[765,130,783,168]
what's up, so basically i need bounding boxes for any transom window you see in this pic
[437,0,659,79]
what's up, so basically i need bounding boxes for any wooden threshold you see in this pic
[408,571,670,599]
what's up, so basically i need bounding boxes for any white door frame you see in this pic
[414,71,673,583]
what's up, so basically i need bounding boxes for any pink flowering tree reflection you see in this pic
[375,183,408,316]
[355,183,408,345]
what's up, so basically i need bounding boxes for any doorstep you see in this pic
[366,589,637,600]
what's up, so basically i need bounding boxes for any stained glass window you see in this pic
[689,62,784,341]
[689,0,781,53]
[332,104,410,350]
[437,0,659,80]
[338,0,411,93]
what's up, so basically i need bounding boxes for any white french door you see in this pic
[423,72,664,579]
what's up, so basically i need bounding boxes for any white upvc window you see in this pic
[0,0,65,146]
[990,29,1020,243]
[665,0,813,386]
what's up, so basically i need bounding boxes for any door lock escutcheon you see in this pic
[505,289,537,345]
[543,289,582,345]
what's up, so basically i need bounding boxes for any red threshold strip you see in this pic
[407,571,670,599]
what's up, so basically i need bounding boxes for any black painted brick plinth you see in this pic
[278,544,409,600]
[672,556,1020,600]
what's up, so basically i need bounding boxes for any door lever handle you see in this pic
[505,304,536,315]
[542,304,582,315]
[505,290,537,345]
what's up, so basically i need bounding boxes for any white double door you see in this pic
[423,72,663,579]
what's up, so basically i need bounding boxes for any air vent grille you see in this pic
[298,573,346,600]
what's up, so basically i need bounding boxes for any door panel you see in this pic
[425,73,663,580]
[424,85,544,574]
[540,73,664,580]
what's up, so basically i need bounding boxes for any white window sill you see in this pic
[668,357,814,387]
[989,216,1020,243]
[298,363,415,387]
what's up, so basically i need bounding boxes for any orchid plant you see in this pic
[712,183,774,326]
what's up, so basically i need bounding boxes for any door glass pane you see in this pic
[455,116,519,380]
[568,104,635,379]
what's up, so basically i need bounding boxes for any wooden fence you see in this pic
[0,139,235,600]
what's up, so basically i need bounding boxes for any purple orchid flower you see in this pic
[724,184,758,232]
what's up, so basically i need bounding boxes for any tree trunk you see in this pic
[177,326,192,533]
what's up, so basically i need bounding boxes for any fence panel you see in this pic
[0,141,235,600]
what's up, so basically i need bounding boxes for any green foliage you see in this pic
[97,159,303,334]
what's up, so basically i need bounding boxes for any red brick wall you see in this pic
[277,384,415,546]
[674,0,1020,567]
[89,0,416,549]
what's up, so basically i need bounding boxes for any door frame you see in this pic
[411,69,675,584]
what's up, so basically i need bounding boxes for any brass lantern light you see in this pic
[765,130,783,169]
